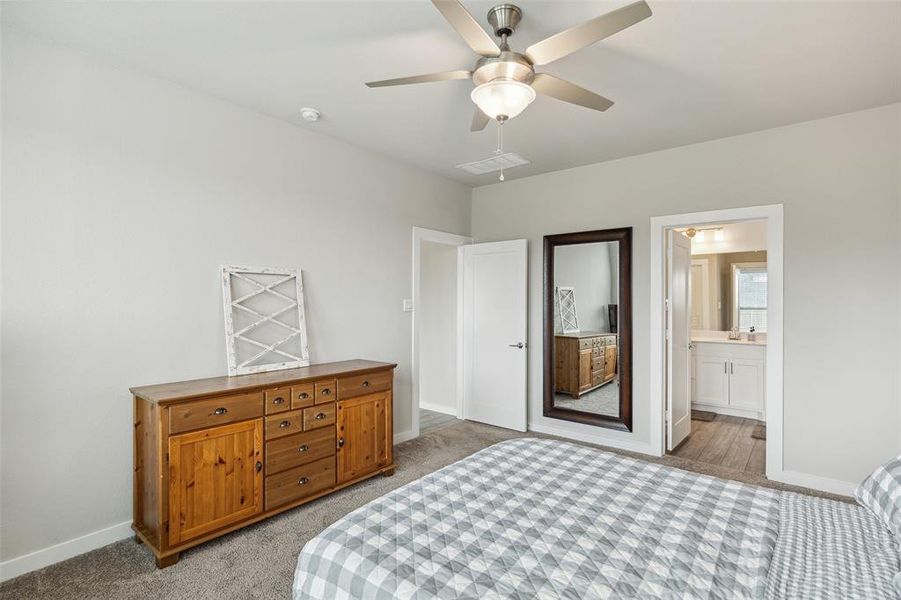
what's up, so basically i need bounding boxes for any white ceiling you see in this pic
[4,1,899,186]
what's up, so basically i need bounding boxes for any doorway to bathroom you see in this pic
[650,205,783,483]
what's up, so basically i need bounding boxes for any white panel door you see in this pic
[694,355,729,407]
[666,230,692,450]
[729,359,766,413]
[461,240,528,432]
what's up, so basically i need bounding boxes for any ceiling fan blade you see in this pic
[365,70,471,88]
[471,107,490,132]
[531,73,614,112]
[431,0,500,57]
[525,0,652,66]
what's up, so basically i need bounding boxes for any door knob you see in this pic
[508,342,524,348]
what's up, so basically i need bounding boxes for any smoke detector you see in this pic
[299,107,321,122]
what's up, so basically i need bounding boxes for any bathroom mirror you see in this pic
[543,228,632,431]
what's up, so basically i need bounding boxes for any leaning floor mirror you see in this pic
[543,228,632,431]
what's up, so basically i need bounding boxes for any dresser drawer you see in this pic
[338,371,392,400]
[264,388,291,415]
[303,403,336,431]
[579,339,592,350]
[265,456,335,510]
[314,380,336,404]
[265,410,304,440]
[168,392,263,434]
[265,428,335,475]
[291,384,315,410]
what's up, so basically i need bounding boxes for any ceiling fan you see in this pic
[366,0,652,131]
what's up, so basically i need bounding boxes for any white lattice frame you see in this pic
[556,286,580,334]
[221,265,310,376]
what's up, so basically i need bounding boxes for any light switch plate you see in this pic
[402,299,414,312]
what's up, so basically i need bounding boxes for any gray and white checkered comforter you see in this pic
[293,438,899,599]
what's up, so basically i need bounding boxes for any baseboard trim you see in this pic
[692,402,764,421]
[769,469,856,497]
[528,422,658,456]
[0,520,133,583]
[394,430,417,444]
[418,402,457,416]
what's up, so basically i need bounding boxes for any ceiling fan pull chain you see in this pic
[496,118,506,182]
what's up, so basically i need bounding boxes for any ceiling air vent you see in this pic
[455,153,530,176]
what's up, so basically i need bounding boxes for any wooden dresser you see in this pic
[554,332,617,397]
[131,359,396,567]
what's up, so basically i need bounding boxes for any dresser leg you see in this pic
[382,466,396,477]
[156,553,179,568]
[133,535,142,545]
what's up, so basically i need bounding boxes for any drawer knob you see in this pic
[255,461,262,473]
[298,477,309,486]
[279,420,291,429]
[321,388,332,396]
[272,397,285,405]
[315,412,326,420]
[298,444,309,453]
[213,407,228,416]
[337,437,345,448]
[362,380,370,388]
[298,392,309,399]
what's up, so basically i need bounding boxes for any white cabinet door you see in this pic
[728,359,765,412]
[694,355,729,407]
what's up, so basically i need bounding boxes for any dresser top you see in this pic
[130,359,396,405]
[555,331,618,339]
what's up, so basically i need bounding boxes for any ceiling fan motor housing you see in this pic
[487,4,522,37]
[472,51,534,86]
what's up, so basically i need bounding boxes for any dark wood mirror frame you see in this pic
[543,227,632,432]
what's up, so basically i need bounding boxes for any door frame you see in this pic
[411,227,471,441]
[649,204,783,483]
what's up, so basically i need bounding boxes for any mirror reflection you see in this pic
[552,241,620,418]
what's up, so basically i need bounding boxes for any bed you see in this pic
[293,438,899,599]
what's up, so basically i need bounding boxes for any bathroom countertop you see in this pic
[691,336,766,347]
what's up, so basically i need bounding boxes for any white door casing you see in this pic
[666,230,692,450]
[461,240,528,432]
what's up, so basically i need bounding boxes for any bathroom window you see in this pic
[733,264,767,332]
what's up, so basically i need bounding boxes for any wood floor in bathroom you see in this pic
[670,415,766,475]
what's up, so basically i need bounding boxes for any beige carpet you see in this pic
[0,420,849,600]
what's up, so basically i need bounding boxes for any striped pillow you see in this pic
[855,456,901,535]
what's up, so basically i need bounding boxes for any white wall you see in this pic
[418,241,458,414]
[0,31,470,563]
[472,103,901,486]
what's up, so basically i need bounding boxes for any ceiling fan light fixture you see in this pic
[470,78,535,120]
